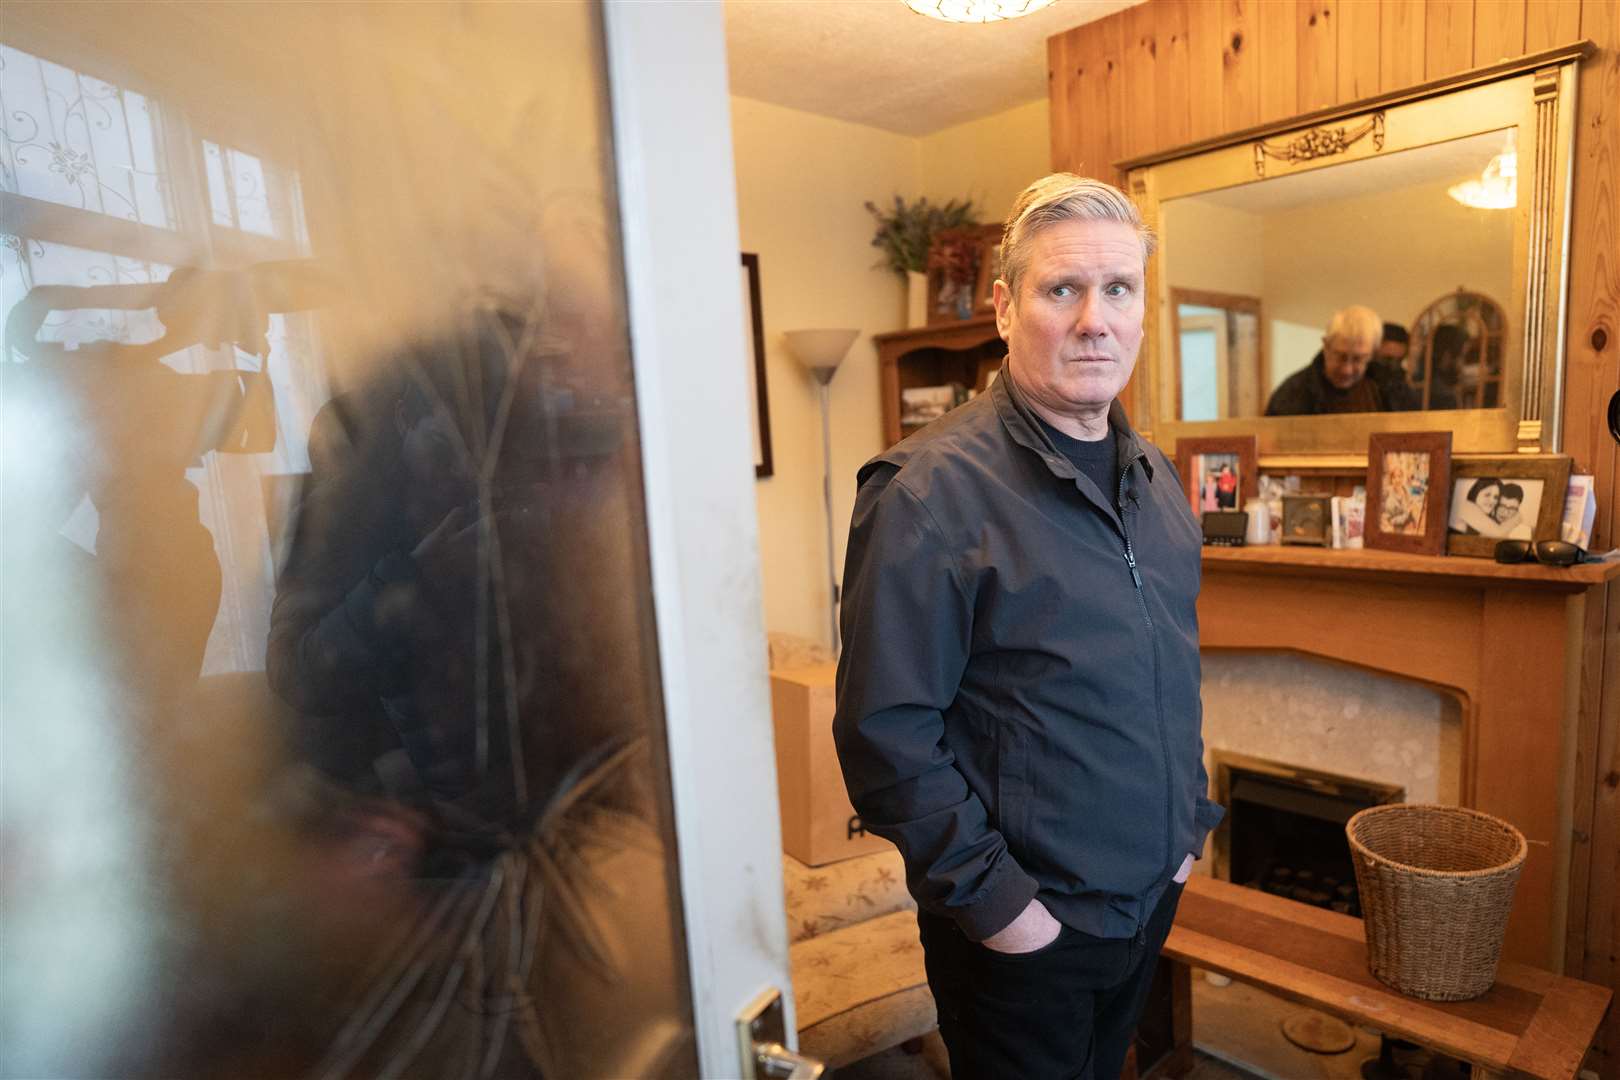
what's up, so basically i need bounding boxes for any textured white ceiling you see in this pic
[723,0,1142,136]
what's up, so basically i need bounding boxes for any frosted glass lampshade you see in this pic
[903,0,1057,23]
[784,329,859,376]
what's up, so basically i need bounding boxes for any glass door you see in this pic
[1,3,790,1076]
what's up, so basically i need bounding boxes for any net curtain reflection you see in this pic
[0,4,693,1077]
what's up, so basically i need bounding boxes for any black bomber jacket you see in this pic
[833,366,1225,942]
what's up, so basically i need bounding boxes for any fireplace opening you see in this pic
[1212,751,1403,917]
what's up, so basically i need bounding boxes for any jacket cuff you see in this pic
[952,857,1041,942]
[1192,796,1226,855]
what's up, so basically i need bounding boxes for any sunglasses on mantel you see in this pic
[1494,539,1595,567]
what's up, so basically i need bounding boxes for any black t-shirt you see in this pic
[1037,416,1118,507]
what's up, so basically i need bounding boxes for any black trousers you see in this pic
[916,882,1184,1080]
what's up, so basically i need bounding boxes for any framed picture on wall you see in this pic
[1444,454,1571,558]
[1364,432,1452,555]
[741,252,773,478]
[1174,435,1258,519]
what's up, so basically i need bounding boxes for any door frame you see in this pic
[603,3,795,1073]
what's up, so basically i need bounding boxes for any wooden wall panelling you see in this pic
[1338,0,1382,104]
[1220,0,1261,132]
[1525,0,1582,51]
[1123,3,1161,162]
[1298,0,1340,112]
[1380,0,1429,90]
[1048,34,1071,173]
[1474,0,1528,64]
[1154,0,1192,153]
[1057,24,1099,176]
[1571,4,1620,1073]
[1257,0,1300,124]
[1425,0,1478,78]
[1568,0,1620,552]
[1186,0,1225,142]
[1102,16,1130,186]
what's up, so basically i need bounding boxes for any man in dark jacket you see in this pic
[1264,305,1420,415]
[835,174,1223,1079]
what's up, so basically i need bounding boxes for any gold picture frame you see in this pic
[1122,44,1587,465]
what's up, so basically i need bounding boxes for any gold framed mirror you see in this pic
[1123,44,1587,467]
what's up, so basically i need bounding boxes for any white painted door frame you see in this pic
[603,3,797,1074]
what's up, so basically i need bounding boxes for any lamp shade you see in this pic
[903,0,1057,23]
[784,329,859,377]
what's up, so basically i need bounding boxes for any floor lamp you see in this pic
[784,328,859,655]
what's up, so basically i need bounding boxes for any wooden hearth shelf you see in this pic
[1202,545,1620,593]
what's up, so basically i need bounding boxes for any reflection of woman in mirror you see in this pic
[1427,323,1468,410]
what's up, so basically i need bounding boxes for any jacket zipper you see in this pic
[1116,458,1175,923]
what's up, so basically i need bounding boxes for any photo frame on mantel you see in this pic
[1444,454,1572,558]
[1364,432,1452,556]
[1174,435,1258,520]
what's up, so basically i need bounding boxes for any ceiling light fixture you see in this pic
[1448,132,1517,210]
[903,0,1058,24]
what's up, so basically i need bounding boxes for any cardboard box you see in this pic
[770,662,893,866]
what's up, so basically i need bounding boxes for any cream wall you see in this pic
[731,96,913,647]
[731,95,1050,646]
[918,99,1051,224]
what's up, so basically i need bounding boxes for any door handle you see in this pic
[753,1040,825,1079]
[736,988,825,1080]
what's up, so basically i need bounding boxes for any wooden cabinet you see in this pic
[873,316,1006,447]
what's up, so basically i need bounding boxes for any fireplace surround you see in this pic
[1195,544,1620,969]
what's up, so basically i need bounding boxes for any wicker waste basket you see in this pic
[1346,804,1527,1002]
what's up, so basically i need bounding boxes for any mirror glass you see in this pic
[1161,129,1517,420]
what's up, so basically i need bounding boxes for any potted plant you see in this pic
[864,195,977,328]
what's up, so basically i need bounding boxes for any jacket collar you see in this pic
[990,359,1154,484]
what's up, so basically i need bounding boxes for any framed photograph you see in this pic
[1281,494,1331,545]
[1444,454,1572,558]
[1364,432,1452,555]
[1175,436,1258,519]
[741,252,773,478]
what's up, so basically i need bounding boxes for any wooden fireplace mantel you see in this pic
[1197,547,1620,970]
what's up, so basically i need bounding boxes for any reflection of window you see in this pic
[203,139,304,241]
[0,45,173,227]
[1406,289,1507,410]
[0,236,170,354]
[3,38,325,673]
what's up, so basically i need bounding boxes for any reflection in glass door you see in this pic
[1,4,703,1075]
